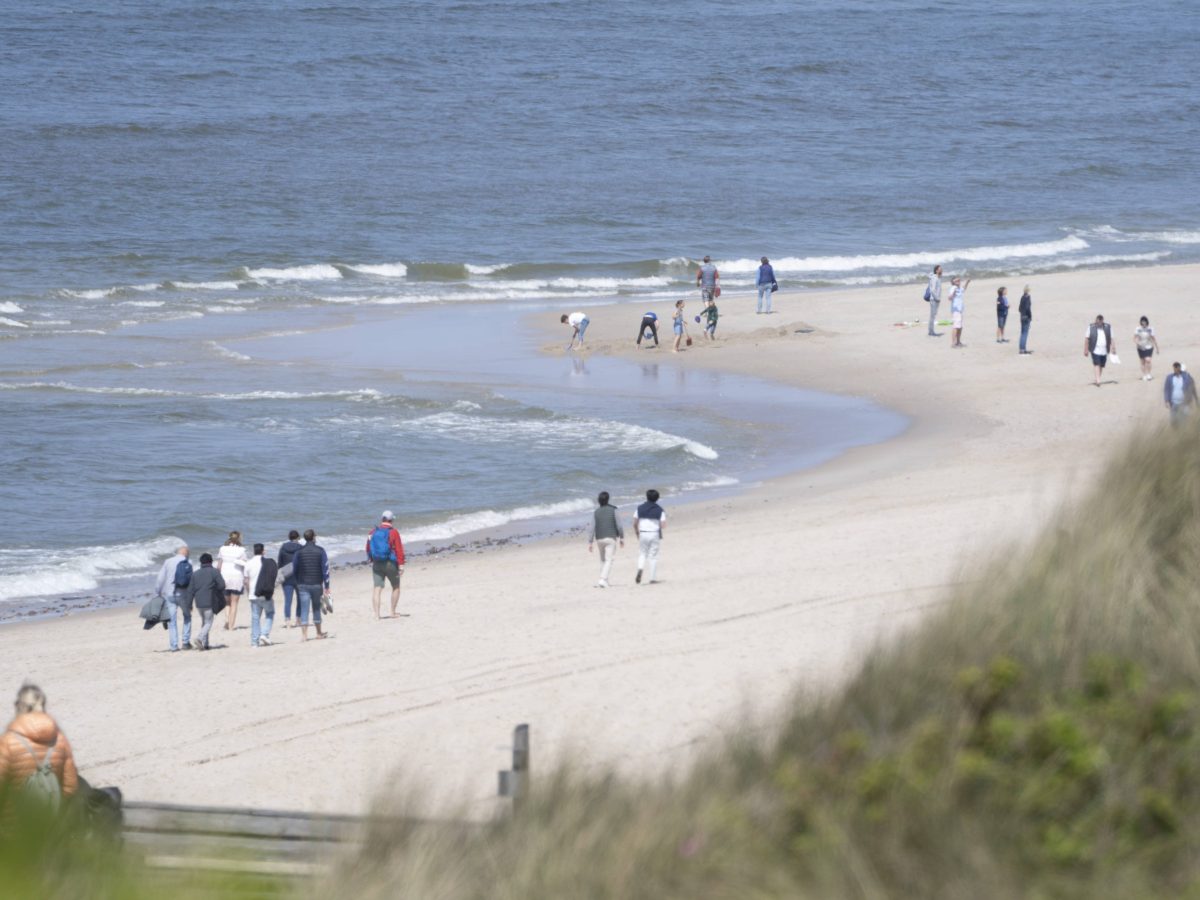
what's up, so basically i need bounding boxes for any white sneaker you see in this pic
[595,580,608,588]
[258,636,272,647]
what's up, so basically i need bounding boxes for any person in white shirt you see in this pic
[949,276,971,348]
[242,542,276,647]
[1084,314,1115,387]
[560,311,590,350]
[216,530,249,631]
[925,265,943,337]
[1133,316,1160,382]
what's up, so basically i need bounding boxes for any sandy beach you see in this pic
[2,263,1196,817]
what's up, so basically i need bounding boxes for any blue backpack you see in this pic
[368,527,394,563]
[173,558,193,588]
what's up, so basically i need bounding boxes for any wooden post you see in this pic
[498,723,530,812]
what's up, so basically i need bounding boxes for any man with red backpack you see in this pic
[366,510,406,620]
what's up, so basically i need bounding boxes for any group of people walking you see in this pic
[586,489,667,587]
[145,512,407,652]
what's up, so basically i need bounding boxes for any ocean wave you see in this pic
[204,305,246,313]
[203,388,386,402]
[244,264,343,281]
[713,236,1091,275]
[119,299,165,308]
[465,263,507,275]
[345,262,409,278]
[1083,226,1200,246]
[0,381,177,396]
[403,498,595,542]
[0,302,24,314]
[165,280,244,291]
[0,535,182,603]
[0,316,28,329]
[400,411,719,459]
[205,341,252,361]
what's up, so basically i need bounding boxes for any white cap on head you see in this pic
[381,510,394,522]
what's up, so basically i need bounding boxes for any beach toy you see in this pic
[694,315,702,323]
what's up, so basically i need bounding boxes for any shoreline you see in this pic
[2,262,1196,816]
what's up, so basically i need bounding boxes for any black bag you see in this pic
[211,585,227,616]
[255,559,279,598]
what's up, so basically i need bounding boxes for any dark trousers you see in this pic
[637,316,659,346]
[1019,316,1031,351]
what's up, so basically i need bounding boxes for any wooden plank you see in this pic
[122,802,362,842]
[123,829,349,861]
[141,854,330,878]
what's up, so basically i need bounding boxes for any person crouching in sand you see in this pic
[561,312,589,350]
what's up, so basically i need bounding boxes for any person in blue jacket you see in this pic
[756,257,778,314]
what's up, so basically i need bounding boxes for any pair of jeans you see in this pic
[282,581,296,620]
[296,584,324,626]
[637,534,661,582]
[595,538,617,583]
[167,590,192,650]
[757,283,773,313]
[575,317,590,343]
[250,596,275,645]
[636,317,658,346]
[1019,316,1031,351]
[197,609,215,648]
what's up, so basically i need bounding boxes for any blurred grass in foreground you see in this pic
[324,419,1200,899]
[6,420,1200,898]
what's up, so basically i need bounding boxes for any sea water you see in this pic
[0,0,1196,610]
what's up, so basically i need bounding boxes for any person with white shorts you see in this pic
[948,276,971,348]
[633,489,666,585]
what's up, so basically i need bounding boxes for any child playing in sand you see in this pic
[672,300,687,352]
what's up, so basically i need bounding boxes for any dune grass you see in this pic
[6,421,1200,898]
[322,419,1200,899]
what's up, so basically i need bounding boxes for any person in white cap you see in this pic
[365,510,406,619]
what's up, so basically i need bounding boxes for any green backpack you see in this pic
[12,733,61,811]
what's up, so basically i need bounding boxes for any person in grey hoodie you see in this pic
[1164,362,1199,425]
[587,491,625,588]
[153,544,191,652]
[185,553,226,651]
[926,265,943,337]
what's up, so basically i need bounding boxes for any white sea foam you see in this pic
[465,263,507,275]
[0,381,177,396]
[169,280,244,291]
[0,302,24,314]
[63,288,111,300]
[246,264,343,281]
[205,341,252,361]
[204,305,246,313]
[403,498,596,542]
[0,316,28,329]
[400,412,719,459]
[347,262,409,278]
[0,536,182,603]
[203,388,385,401]
[119,299,166,308]
[1082,226,1200,245]
[713,236,1091,274]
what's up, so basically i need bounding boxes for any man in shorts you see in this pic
[696,256,720,302]
[366,510,406,619]
[949,276,970,348]
[1084,314,1115,386]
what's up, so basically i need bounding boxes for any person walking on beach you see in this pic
[366,511,406,619]
[995,286,1010,343]
[243,543,277,647]
[216,531,248,631]
[1018,285,1033,354]
[1163,362,1198,425]
[278,529,302,627]
[1084,314,1115,386]
[153,544,192,652]
[0,683,79,809]
[561,312,589,350]
[925,265,943,337]
[672,299,688,352]
[292,529,330,641]
[587,491,624,588]
[633,489,666,585]
[636,311,659,347]
[696,256,720,303]
[756,257,778,314]
[1134,316,1161,381]
[702,296,719,340]
[949,276,971,348]
[185,553,225,650]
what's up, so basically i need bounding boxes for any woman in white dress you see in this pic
[216,531,249,631]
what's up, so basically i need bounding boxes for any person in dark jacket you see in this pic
[587,491,624,588]
[277,530,302,628]
[756,257,778,314]
[185,553,225,651]
[1018,285,1033,354]
[1164,362,1199,425]
[292,530,330,642]
[1084,314,1115,386]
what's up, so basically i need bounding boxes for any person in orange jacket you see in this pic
[0,683,79,803]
